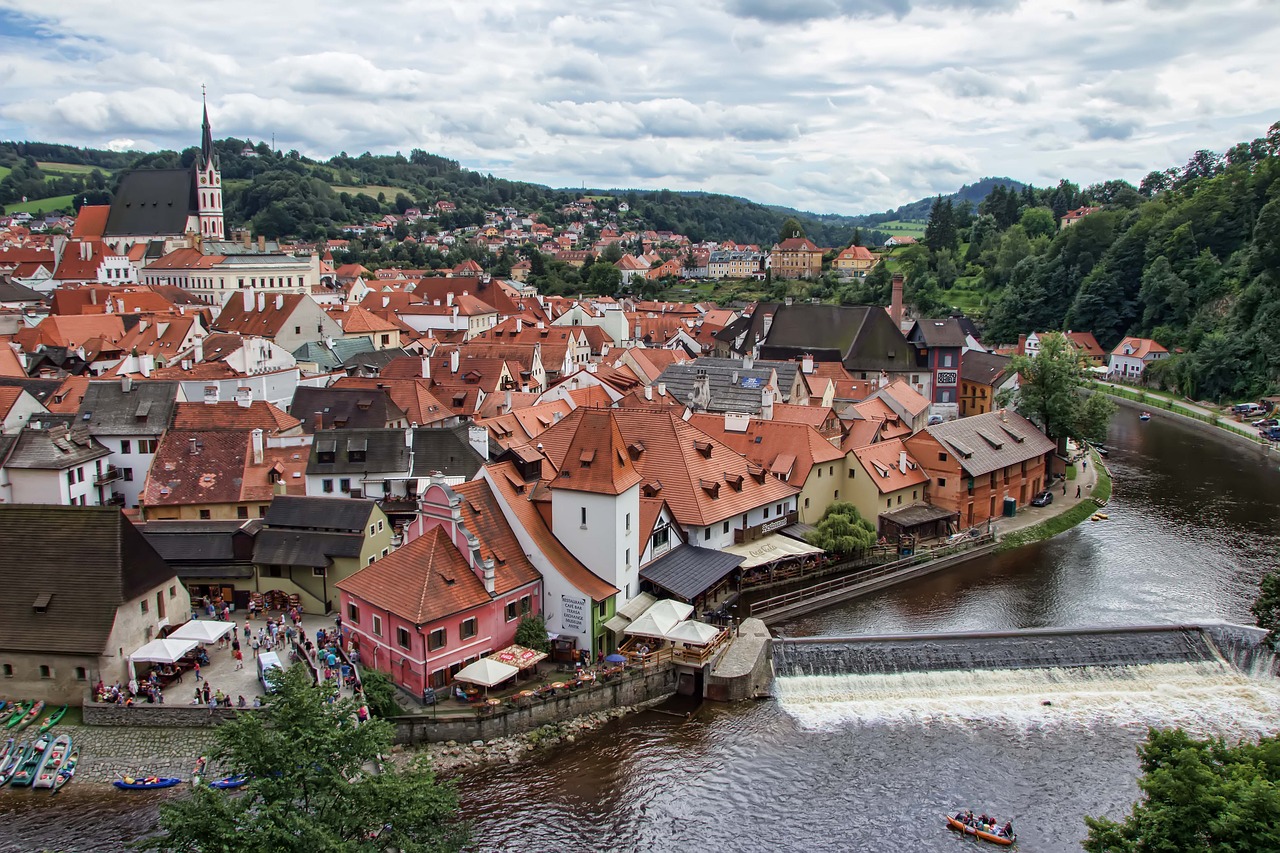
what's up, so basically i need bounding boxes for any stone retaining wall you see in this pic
[392,666,677,745]
[706,619,773,701]
[83,701,265,727]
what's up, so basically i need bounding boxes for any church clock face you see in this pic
[200,175,207,184]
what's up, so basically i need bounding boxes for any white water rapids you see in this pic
[775,661,1280,738]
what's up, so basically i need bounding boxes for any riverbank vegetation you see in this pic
[141,664,467,853]
[1253,572,1280,648]
[996,453,1111,552]
[1082,727,1280,852]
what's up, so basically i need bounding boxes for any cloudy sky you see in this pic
[1,0,1277,215]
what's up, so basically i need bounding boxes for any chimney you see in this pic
[421,356,431,379]
[743,353,753,370]
[468,424,489,460]
[251,428,264,465]
[1017,334,1027,356]
[256,291,265,312]
[516,318,522,333]
[481,557,495,596]
[899,449,908,474]
[450,349,459,374]
[204,384,219,405]
[80,241,91,261]
[275,294,284,310]
[645,385,652,401]
[446,292,454,306]
[236,386,253,408]
[732,370,739,386]
[382,296,390,308]
[193,336,204,363]
[801,353,814,375]
[890,274,904,328]
[258,234,266,252]
[761,385,775,420]
[140,354,153,378]
[243,231,251,249]
[314,411,324,432]
[242,289,253,311]
[658,382,666,397]
[121,375,133,393]
[188,437,200,455]
[504,389,512,412]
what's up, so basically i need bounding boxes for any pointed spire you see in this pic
[200,85,215,170]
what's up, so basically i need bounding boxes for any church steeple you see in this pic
[195,87,224,241]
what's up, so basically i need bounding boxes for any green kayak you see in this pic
[37,704,68,734]
[4,702,32,729]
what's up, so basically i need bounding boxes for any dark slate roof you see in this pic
[908,318,968,348]
[263,495,374,533]
[292,338,375,371]
[253,530,365,567]
[0,507,176,655]
[291,386,405,433]
[759,304,915,372]
[5,428,109,469]
[712,303,780,354]
[409,424,486,478]
[341,347,412,372]
[135,519,260,580]
[78,379,180,437]
[103,168,198,236]
[959,350,1014,386]
[0,378,61,405]
[880,502,958,526]
[0,276,45,304]
[923,410,1056,477]
[640,545,744,601]
[654,357,799,414]
[309,428,411,475]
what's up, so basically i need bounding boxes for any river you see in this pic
[4,407,1280,851]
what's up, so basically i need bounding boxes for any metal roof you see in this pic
[639,546,744,601]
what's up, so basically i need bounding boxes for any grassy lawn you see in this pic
[333,184,405,200]
[877,219,927,237]
[36,161,100,175]
[1065,464,1078,480]
[0,165,10,182]
[4,194,76,214]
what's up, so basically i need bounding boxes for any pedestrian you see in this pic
[248,598,257,620]
[1062,481,1067,495]
[1076,485,1082,498]
[232,637,240,653]
[202,682,211,703]
[234,649,244,670]
[1082,459,1087,471]
[244,620,251,639]
[193,661,202,681]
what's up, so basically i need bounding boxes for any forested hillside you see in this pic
[902,121,1280,402]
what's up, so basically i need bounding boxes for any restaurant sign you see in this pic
[561,595,588,634]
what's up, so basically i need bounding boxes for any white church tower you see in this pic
[196,92,224,241]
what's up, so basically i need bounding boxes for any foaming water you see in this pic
[776,661,1280,737]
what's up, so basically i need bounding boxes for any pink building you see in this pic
[336,479,542,695]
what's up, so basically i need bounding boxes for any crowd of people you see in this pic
[94,676,165,706]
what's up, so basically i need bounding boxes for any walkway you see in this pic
[1094,381,1272,441]
[988,448,1101,540]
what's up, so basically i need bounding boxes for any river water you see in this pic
[4,408,1280,851]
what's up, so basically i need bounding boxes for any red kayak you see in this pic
[946,814,1015,845]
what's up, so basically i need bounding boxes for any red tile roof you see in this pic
[71,206,111,239]
[851,438,929,494]
[336,526,488,624]
[142,430,307,507]
[452,479,542,596]
[543,408,643,496]
[687,415,845,486]
[171,401,302,433]
[1111,336,1168,359]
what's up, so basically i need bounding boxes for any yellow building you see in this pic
[832,245,880,278]
[846,439,929,530]
[770,237,824,280]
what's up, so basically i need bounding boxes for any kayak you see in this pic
[0,741,31,787]
[4,701,31,729]
[38,704,68,734]
[34,734,72,788]
[10,733,51,787]
[946,815,1015,846]
[0,737,15,769]
[114,776,182,790]
[209,774,249,789]
[1139,412,1151,421]
[51,747,79,794]
[13,700,45,732]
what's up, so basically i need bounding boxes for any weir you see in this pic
[772,622,1280,679]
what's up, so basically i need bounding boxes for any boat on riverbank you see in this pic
[114,775,181,790]
[0,741,30,786]
[38,704,68,734]
[51,747,78,794]
[13,700,45,732]
[4,701,31,728]
[10,733,50,787]
[34,734,72,788]
[945,815,1015,846]
[1140,411,1152,421]
[209,774,249,789]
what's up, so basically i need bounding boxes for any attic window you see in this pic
[699,478,721,498]
[724,473,744,491]
[693,439,713,458]
[33,593,52,612]
[356,398,374,410]
[642,479,663,497]
[579,449,596,465]
[627,441,645,459]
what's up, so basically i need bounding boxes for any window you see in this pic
[199,509,211,520]
[703,527,711,541]
[370,525,376,536]
[74,666,87,681]
[938,478,947,488]
[322,479,334,493]
[377,520,384,532]
[123,468,133,482]
[267,565,282,577]
[427,628,446,650]
[169,585,176,598]
[777,503,783,515]
[340,478,351,493]
[580,507,587,527]
[505,601,519,622]
[237,506,249,519]
[849,468,856,479]
[140,599,149,615]
[938,452,947,462]
[67,470,75,489]
[259,506,268,518]
[312,567,326,577]
[805,498,810,509]
[461,617,477,639]
[625,548,630,567]
[598,600,607,617]
[913,489,918,500]
[829,466,834,476]
[120,440,132,454]
[834,490,839,499]
[887,499,892,509]
[898,495,903,505]
[399,627,414,650]
[943,354,953,367]
[348,603,360,624]
[817,467,821,478]
[367,556,375,565]
[39,665,51,679]
[652,526,669,551]
[520,595,532,615]
[372,615,383,637]
[625,512,631,532]
[157,591,165,620]
[2,664,11,677]
[763,506,770,519]
[294,326,301,335]
[381,548,389,557]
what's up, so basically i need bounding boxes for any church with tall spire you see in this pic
[195,92,225,240]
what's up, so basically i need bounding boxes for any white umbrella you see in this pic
[168,620,234,644]
[454,658,519,688]
[129,637,199,664]
[645,599,693,625]
[665,620,721,645]
[623,611,674,639]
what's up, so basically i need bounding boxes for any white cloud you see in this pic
[0,0,1276,214]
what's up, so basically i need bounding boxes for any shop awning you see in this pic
[603,591,657,634]
[640,547,744,601]
[129,637,198,664]
[454,658,518,688]
[721,533,824,569]
[490,644,547,670]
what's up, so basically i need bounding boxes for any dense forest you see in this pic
[897,121,1280,402]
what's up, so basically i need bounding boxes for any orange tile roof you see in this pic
[330,377,453,426]
[71,206,111,239]
[565,385,613,409]
[45,375,91,413]
[620,348,690,383]
[770,403,835,429]
[483,461,617,601]
[1112,336,1168,359]
[171,401,302,433]
[542,408,643,496]
[851,438,929,494]
[327,304,399,334]
[879,378,931,417]
[336,526,488,624]
[687,415,845,486]
[212,293,308,338]
[142,430,307,507]
[452,479,542,596]
[13,314,126,352]
[0,345,26,378]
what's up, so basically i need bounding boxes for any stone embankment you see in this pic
[57,724,219,784]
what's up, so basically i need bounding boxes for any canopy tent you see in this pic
[490,644,547,670]
[664,620,722,645]
[625,598,697,639]
[721,533,823,569]
[129,637,199,665]
[168,619,235,644]
[646,599,693,625]
[453,657,519,688]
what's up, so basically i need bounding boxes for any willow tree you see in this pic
[807,501,877,555]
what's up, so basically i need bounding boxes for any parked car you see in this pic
[927,414,944,425]
[1031,490,1054,507]
[1251,418,1278,429]
[1264,427,1280,442]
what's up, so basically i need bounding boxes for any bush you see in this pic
[514,614,550,653]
